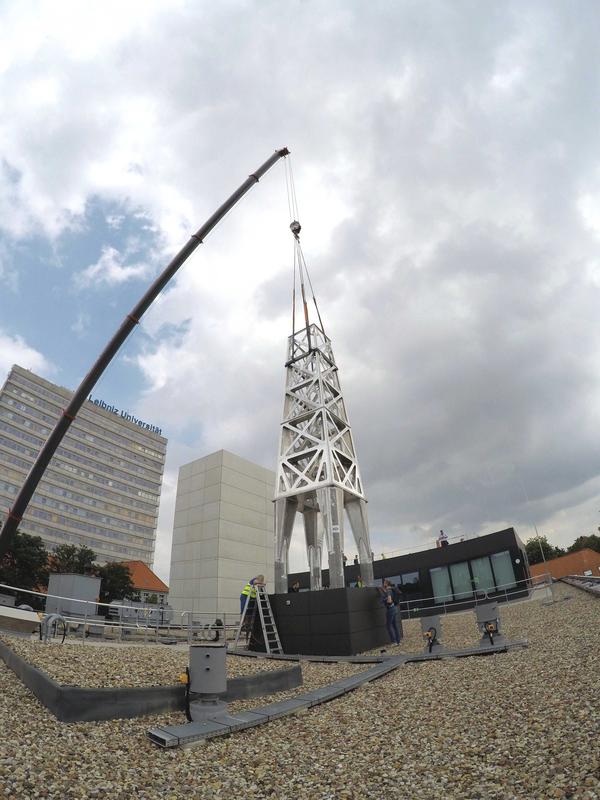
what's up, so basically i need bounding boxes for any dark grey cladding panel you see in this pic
[273,593,311,617]
[309,587,350,615]
[309,633,354,656]
[346,587,381,611]
[307,612,350,635]
[350,622,395,653]
[346,609,390,631]
[272,586,391,655]
[277,635,315,655]
[274,614,311,636]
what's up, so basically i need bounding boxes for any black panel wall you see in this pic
[266,587,397,656]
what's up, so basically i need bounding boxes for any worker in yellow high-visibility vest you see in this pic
[240,574,265,614]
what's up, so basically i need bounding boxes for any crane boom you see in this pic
[0,147,289,557]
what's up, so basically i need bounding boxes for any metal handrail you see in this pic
[377,530,483,561]
[0,581,242,643]
[0,581,159,614]
[0,573,550,643]
[395,572,551,619]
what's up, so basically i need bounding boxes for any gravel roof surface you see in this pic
[0,638,301,687]
[0,583,599,799]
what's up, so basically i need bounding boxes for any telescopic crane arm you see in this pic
[0,147,289,557]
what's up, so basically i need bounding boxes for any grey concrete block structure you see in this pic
[46,574,101,616]
[168,450,275,617]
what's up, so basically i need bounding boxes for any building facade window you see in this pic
[429,550,519,604]
[430,566,453,603]
[469,556,495,593]
[490,550,517,589]
[449,561,473,600]
[0,366,166,565]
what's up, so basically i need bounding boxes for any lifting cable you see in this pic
[283,156,326,342]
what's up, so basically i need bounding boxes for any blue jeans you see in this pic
[385,606,400,644]
[241,595,256,614]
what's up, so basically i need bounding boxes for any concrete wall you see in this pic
[46,573,101,616]
[530,548,600,580]
[168,450,275,618]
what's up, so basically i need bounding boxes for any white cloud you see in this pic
[0,330,53,378]
[77,245,151,287]
[70,312,91,337]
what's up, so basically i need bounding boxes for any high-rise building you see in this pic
[0,364,167,564]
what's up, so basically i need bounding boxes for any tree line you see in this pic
[525,533,600,566]
[0,531,135,611]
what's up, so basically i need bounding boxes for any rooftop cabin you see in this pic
[287,527,531,617]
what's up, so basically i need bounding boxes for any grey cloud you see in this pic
[3,1,600,570]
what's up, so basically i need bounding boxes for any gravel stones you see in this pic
[0,584,599,799]
[0,639,291,688]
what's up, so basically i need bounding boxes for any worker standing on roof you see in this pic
[379,579,401,646]
[240,574,265,614]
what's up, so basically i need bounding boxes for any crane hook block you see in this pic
[290,220,301,237]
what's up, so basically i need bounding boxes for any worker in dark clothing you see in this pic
[288,581,301,593]
[379,579,401,645]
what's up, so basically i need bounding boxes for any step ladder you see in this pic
[232,586,283,655]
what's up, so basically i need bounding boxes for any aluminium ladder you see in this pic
[232,585,283,655]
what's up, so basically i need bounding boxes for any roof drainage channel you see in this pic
[403,639,528,662]
[561,577,600,598]
[227,648,389,664]
[147,657,405,748]
[228,639,528,665]
[148,644,531,747]
[0,637,302,722]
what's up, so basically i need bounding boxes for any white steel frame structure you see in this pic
[274,321,374,593]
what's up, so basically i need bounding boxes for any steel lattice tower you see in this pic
[274,214,374,593]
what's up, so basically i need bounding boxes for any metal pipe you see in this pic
[0,147,289,556]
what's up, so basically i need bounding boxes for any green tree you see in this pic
[568,534,600,554]
[51,544,97,574]
[95,562,135,612]
[0,531,49,609]
[525,535,565,566]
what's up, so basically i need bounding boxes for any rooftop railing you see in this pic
[0,572,552,644]
[0,581,239,644]
[394,572,552,619]
[373,530,484,561]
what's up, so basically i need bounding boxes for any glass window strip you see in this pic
[0,408,163,487]
[8,373,166,451]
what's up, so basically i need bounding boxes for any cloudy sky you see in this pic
[1,0,600,581]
